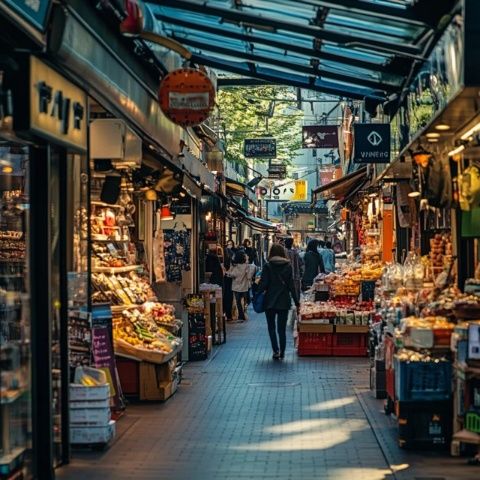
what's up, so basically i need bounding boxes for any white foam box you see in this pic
[70,384,110,401]
[70,407,111,425]
[70,420,116,444]
[69,398,110,409]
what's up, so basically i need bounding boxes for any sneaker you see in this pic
[272,352,280,360]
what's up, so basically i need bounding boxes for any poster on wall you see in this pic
[163,228,192,283]
[302,125,339,149]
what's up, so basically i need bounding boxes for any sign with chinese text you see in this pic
[244,138,276,158]
[302,125,339,149]
[353,123,390,164]
[29,56,87,151]
[3,0,51,31]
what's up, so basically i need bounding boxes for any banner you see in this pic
[353,123,390,163]
[291,180,308,201]
[302,125,339,149]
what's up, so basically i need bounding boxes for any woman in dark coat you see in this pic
[257,244,300,359]
[302,239,325,290]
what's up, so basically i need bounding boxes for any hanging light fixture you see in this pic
[160,204,174,221]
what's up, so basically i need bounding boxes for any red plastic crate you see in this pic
[298,332,333,356]
[331,332,368,356]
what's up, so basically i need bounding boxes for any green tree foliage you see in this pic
[217,86,304,166]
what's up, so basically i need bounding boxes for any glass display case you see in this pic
[0,145,32,478]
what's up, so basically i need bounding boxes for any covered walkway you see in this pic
[60,309,473,480]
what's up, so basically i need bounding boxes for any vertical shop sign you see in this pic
[29,56,87,151]
[291,180,308,201]
[353,123,390,163]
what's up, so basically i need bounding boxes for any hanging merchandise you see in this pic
[459,164,480,211]
[423,155,452,208]
[163,225,191,283]
[153,230,166,283]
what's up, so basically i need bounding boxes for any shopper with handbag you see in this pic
[256,244,299,359]
[226,251,256,322]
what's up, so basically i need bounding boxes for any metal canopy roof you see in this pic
[145,0,456,101]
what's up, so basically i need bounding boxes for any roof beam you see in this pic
[172,34,399,92]
[148,0,421,56]
[291,0,427,26]
[189,53,385,101]
[154,13,412,75]
[217,78,274,87]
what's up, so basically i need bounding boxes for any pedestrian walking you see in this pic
[323,241,336,273]
[243,238,258,266]
[257,244,300,359]
[284,236,303,300]
[302,239,325,290]
[223,240,236,322]
[226,251,256,322]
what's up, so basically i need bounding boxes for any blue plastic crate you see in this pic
[394,358,452,402]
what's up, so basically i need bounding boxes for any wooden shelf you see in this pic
[91,201,124,209]
[453,429,480,445]
[92,265,141,274]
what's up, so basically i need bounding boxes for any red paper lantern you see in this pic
[158,68,215,127]
[160,205,174,221]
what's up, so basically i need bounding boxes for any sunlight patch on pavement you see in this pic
[306,396,356,412]
[233,418,368,451]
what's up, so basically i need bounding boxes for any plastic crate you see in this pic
[397,400,452,450]
[331,332,368,357]
[394,358,452,402]
[297,332,332,356]
[465,411,480,433]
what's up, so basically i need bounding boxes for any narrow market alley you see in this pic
[59,309,473,480]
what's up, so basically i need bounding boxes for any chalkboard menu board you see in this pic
[185,295,207,361]
[91,304,125,410]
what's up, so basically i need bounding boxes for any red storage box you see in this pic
[298,332,333,356]
[332,332,368,356]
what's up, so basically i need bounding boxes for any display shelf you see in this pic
[92,238,130,243]
[453,429,480,445]
[0,447,26,474]
[92,265,141,274]
[0,389,27,405]
[91,201,124,209]
[114,341,182,365]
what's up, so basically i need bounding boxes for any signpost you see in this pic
[353,123,390,164]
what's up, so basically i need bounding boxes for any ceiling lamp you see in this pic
[435,124,450,131]
[426,132,440,138]
[448,145,465,157]
[460,121,480,140]
[145,189,158,201]
[160,204,174,221]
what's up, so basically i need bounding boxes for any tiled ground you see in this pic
[59,308,478,480]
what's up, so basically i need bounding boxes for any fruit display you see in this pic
[395,348,449,363]
[91,243,127,268]
[300,299,373,325]
[113,302,182,361]
[91,271,155,305]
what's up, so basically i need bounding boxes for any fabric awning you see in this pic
[313,167,368,201]
[375,159,413,184]
[227,197,276,232]
[225,177,258,205]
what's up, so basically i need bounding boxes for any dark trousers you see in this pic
[224,276,233,319]
[234,291,249,320]
[265,309,289,354]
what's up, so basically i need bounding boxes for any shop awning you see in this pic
[313,167,368,201]
[375,159,413,184]
[225,177,258,205]
[143,0,456,104]
[239,212,277,232]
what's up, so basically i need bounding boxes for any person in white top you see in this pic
[226,251,256,322]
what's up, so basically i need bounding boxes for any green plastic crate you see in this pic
[465,411,480,434]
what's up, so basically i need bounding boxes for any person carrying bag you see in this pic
[256,244,300,359]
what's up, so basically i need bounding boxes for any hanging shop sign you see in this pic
[2,0,51,31]
[302,125,339,149]
[353,123,390,164]
[158,68,215,127]
[29,56,87,151]
[244,138,276,158]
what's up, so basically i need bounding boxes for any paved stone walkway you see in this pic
[59,308,478,480]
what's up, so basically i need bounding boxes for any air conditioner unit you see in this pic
[90,119,142,169]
